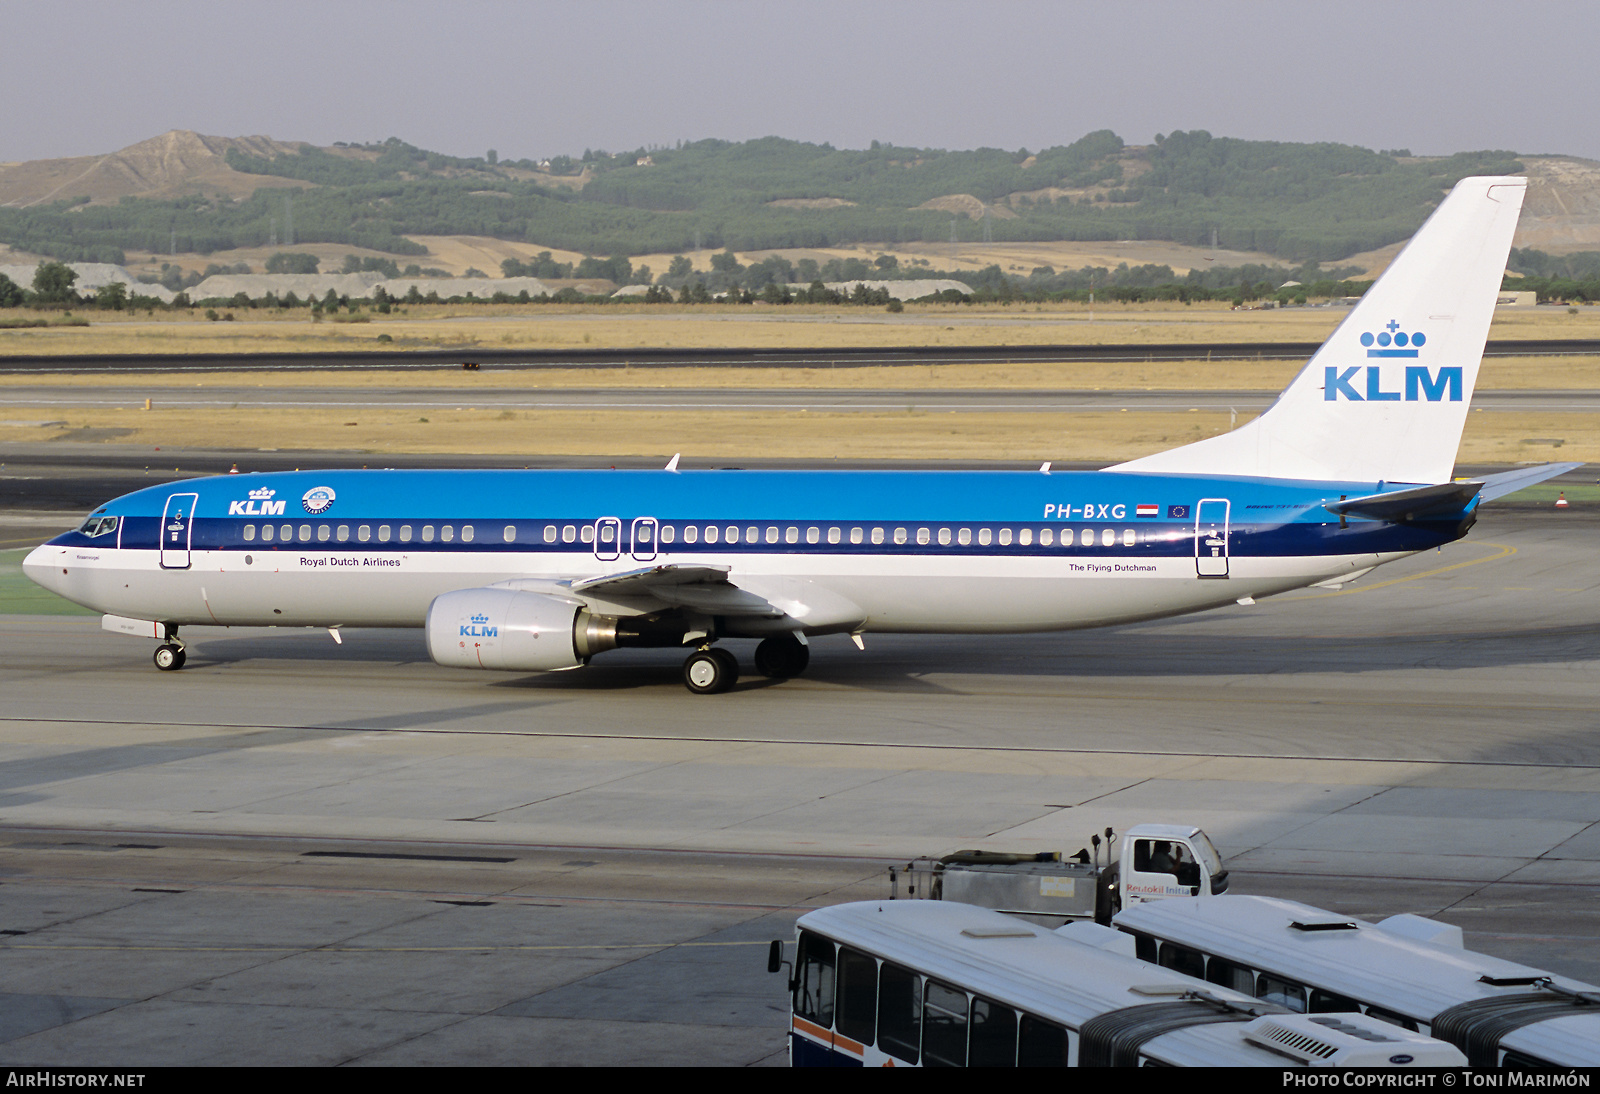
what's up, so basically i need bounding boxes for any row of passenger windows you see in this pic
[241,523,477,544]
[795,931,1070,1067]
[239,521,1143,548]
[1132,933,1419,1030]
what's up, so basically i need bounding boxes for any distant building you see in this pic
[1496,290,1537,307]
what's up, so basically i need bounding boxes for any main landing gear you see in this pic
[153,625,186,671]
[681,635,811,695]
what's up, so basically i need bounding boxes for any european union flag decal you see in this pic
[1167,504,1190,519]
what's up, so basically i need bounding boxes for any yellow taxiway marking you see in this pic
[1281,542,1517,601]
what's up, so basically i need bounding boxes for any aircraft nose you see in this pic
[22,544,63,594]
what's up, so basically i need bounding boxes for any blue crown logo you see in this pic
[471,614,489,625]
[1360,320,1425,358]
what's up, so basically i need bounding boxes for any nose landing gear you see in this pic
[153,624,187,671]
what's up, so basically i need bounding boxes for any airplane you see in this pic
[24,175,1579,694]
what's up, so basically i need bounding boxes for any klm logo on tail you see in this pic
[1326,321,1461,402]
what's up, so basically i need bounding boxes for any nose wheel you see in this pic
[683,647,738,694]
[153,643,187,671]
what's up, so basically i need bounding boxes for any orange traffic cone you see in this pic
[1555,492,1569,509]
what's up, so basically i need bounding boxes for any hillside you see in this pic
[0,129,1585,276]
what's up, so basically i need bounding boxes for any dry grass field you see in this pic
[2,303,1597,463]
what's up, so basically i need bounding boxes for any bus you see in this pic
[1114,894,1600,1068]
[770,899,1465,1067]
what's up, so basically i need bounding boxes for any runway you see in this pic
[0,494,1595,1062]
[5,384,1600,414]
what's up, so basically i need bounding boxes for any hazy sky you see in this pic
[8,1,1598,163]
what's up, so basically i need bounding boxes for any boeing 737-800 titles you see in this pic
[24,176,1578,693]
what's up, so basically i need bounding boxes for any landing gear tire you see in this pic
[754,635,809,679]
[153,644,186,671]
[683,647,738,695]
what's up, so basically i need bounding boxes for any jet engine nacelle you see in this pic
[425,588,619,671]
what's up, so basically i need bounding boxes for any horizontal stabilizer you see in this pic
[1474,461,1584,502]
[1325,481,1481,522]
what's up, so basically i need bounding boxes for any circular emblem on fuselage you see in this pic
[301,485,337,515]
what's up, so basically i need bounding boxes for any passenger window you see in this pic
[998,528,1013,546]
[562,525,576,543]
[261,525,274,543]
[1019,528,1033,546]
[378,525,390,543]
[937,528,951,546]
[358,525,371,543]
[1039,528,1053,546]
[1158,942,1206,980]
[794,932,835,1027]
[978,528,993,546]
[765,526,779,544]
[806,527,819,544]
[682,525,698,544]
[243,525,256,542]
[1133,933,1157,963]
[958,528,971,546]
[580,525,595,544]
[318,525,331,542]
[1310,989,1361,1014]
[598,524,613,544]
[704,526,718,544]
[336,525,349,542]
[726,525,739,543]
[827,527,840,544]
[1363,1007,1419,1032]
[969,996,1018,1067]
[893,528,907,545]
[1123,528,1136,547]
[915,528,929,545]
[745,526,758,544]
[298,525,312,542]
[870,527,884,545]
[508,526,521,544]
[922,980,968,1067]
[461,525,474,543]
[786,527,799,544]
[1206,957,1254,995]
[1018,1015,1070,1067]
[660,525,675,544]
[1061,528,1074,546]
[835,947,877,1047]
[878,963,921,1064]
[399,525,412,543]
[1101,528,1115,547]
[1258,973,1308,1013]
[542,525,555,543]
[421,525,435,543]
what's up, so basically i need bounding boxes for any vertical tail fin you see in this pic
[1111,175,1527,484]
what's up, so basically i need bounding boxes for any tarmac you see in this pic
[0,478,1595,1064]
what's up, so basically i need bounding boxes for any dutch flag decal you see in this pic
[1136,504,1160,518]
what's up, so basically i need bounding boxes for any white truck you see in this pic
[889,823,1227,926]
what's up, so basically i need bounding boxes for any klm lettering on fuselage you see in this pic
[1326,322,1463,402]
[227,489,287,516]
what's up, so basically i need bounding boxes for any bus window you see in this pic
[1310,989,1361,1013]
[1258,972,1308,1013]
[794,931,835,1027]
[1363,1007,1419,1032]
[1205,956,1254,995]
[1133,932,1157,963]
[1018,1015,1070,1067]
[968,996,1018,1067]
[922,980,968,1067]
[877,963,920,1064]
[835,947,877,1046]
[1158,942,1205,980]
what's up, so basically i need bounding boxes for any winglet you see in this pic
[664,453,681,472]
[1040,461,1052,474]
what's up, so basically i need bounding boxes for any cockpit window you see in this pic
[77,515,118,538]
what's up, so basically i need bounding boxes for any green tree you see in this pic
[32,261,77,305]
[265,252,320,274]
[96,281,128,310]
[0,273,24,307]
